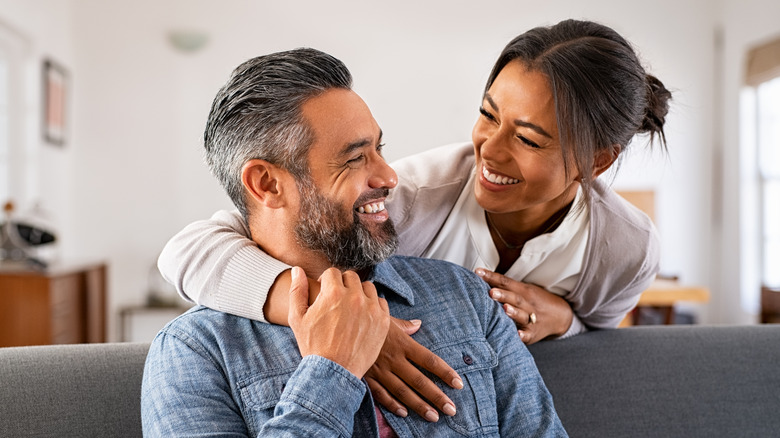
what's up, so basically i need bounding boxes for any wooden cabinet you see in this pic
[0,262,106,347]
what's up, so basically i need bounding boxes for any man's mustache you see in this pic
[353,188,390,209]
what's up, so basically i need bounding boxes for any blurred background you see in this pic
[1,0,778,341]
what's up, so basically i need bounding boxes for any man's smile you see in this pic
[357,200,386,214]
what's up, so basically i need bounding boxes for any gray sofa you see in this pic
[1,325,779,437]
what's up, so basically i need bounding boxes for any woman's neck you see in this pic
[485,189,577,273]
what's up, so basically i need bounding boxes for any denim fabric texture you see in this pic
[141,256,567,437]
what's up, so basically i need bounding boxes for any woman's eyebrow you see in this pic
[485,94,552,139]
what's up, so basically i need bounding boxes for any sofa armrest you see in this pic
[0,342,150,438]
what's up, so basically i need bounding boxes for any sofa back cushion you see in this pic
[529,325,780,438]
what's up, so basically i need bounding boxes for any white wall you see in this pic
[0,0,75,252]
[1,0,774,339]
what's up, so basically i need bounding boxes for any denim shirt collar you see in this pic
[366,259,415,306]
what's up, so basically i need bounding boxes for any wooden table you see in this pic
[0,261,107,347]
[621,279,710,326]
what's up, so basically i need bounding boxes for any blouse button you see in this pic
[463,354,473,365]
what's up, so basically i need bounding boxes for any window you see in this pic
[757,77,780,288]
[744,35,780,313]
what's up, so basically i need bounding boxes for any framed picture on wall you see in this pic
[42,58,68,146]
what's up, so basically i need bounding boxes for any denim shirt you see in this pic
[141,256,567,437]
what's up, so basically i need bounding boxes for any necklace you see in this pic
[485,206,570,250]
[485,212,523,249]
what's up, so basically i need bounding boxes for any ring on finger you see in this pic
[528,312,537,325]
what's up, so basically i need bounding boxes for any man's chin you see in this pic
[362,218,397,244]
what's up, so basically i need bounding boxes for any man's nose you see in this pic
[368,158,398,190]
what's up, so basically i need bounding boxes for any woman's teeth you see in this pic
[483,166,519,185]
[357,201,386,214]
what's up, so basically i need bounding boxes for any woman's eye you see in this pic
[479,106,496,121]
[517,135,540,149]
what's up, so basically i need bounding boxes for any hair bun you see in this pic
[641,74,672,143]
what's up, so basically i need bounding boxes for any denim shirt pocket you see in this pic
[237,368,297,433]
[430,339,499,436]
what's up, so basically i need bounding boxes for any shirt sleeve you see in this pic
[157,209,290,322]
[558,313,587,339]
[261,355,368,437]
[141,332,367,437]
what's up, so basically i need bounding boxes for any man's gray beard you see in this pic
[293,179,398,272]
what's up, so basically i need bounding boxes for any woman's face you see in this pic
[471,60,578,216]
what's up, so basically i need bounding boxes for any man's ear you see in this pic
[241,159,289,209]
[592,145,620,179]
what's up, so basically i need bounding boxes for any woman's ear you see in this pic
[592,145,621,179]
[241,159,289,209]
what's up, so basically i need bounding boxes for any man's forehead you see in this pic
[302,89,381,156]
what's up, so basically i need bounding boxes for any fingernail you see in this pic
[491,290,502,300]
[475,268,485,276]
[452,377,464,389]
[410,319,422,326]
[425,409,439,422]
[442,403,457,416]
[395,407,408,417]
[517,330,524,340]
[504,304,515,315]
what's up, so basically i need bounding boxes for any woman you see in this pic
[159,19,670,418]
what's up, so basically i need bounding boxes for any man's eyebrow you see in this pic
[340,129,383,157]
[484,94,553,139]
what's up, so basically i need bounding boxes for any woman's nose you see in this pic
[479,128,507,162]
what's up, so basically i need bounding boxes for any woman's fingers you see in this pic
[366,376,408,418]
[405,334,463,390]
[475,267,511,288]
[366,362,442,422]
[490,287,526,308]
[477,267,574,344]
[368,323,462,422]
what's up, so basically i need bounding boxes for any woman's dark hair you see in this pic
[485,19,672,203]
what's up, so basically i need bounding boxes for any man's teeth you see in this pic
[483,166,519,185]
[357,201,386,214]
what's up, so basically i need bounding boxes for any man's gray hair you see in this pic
[203,48,353,218]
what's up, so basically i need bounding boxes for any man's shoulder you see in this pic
[153,306,280,348]
[162,306,235,328]
[385,255,480,279]
[380,256,490,305]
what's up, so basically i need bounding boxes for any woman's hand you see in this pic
[364,318,463,422]
[475,268,573,344]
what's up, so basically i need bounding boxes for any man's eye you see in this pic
[346,155,365,166]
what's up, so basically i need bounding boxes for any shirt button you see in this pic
[463,354,473,365]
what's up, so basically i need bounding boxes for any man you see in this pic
[141,48,567,437]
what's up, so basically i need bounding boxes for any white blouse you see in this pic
[422,170,590,297]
